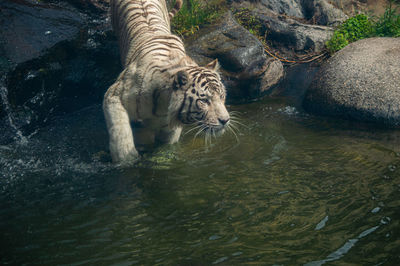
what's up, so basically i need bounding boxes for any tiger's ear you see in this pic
[205,59,219,71]
[173,70,189,90]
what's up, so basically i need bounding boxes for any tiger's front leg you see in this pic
[103,83,139,164]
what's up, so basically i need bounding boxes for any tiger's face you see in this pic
[172,60,230,134]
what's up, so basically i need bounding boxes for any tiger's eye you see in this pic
[200,99,210,105]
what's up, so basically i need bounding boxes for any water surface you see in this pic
[1,97,400,265]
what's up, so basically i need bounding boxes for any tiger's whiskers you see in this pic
[186,110,244,148]
[183,123,203,136]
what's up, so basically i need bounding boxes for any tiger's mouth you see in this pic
[202,123,227,135]
[184,121,227,138]
[185,113,241,144]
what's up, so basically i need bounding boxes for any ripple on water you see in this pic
[305,225,381,266]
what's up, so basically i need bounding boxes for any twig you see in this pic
[263,44,328,64]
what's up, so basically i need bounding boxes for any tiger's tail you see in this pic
[169,0,183,19]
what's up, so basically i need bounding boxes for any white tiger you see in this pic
[104,0,230,164]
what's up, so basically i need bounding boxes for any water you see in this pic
[0,85,28,145]
[1,97,400,265]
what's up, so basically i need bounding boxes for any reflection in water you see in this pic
[1,99,400,265]
[314,215,328,230]
[306,225,381,266]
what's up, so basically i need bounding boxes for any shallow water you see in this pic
[1,96,400,265]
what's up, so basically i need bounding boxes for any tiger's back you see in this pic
[111,0,185,66]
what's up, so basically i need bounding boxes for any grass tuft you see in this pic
[171,0,225,37]
[374,1,400,37]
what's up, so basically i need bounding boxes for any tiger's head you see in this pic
[169,59,230,135]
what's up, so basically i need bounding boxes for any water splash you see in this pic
[0,104,112,189]
[0,85,28,145]
[278,106,299,116]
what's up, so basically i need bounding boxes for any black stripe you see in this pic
[186,96,194,122]
[152,89,160,115]
[178,93,187,122]
[187,68,202,75]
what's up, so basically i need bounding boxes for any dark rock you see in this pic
[274,63,320,107]
[302,0,348,26]
[233,0,347,26]
[186,12,284,102]
[230,0,348,54]
[231,1,337,54]
[0,0,119,144]
[253,9,334,53]
[1,32,120,141]
[0,0,85,69]
[303,37,400,126]
[63,0,110,12]
[258,0,304,18]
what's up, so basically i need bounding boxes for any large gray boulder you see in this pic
[303,38,400,126]
[186,12,284,102]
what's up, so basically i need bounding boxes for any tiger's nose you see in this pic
[218,118,230,126]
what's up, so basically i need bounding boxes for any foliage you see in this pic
[374,2,400,37]
[326,14,373,54]
[326,31,350,53]
[326,2,400,54]
[171,0,225,37]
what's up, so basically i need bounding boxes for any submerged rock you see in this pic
[303,37,400,126]
[186,12,284,102]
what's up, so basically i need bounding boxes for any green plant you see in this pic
[374,1,400,37]
[340,14,373,41]
[326,1,400,54]
[326,14,373,54]
[171,0,224,37]
[326,31,349,53]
